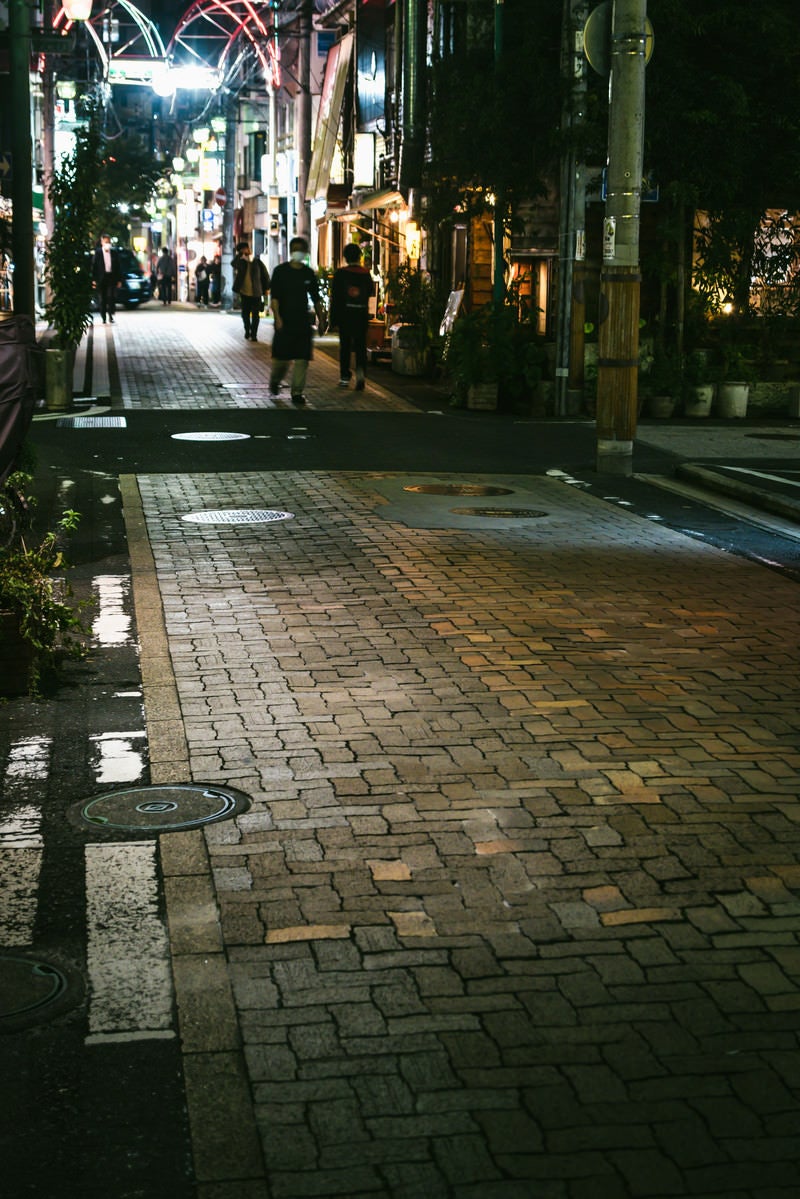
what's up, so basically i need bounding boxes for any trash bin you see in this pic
[0,314,37,485]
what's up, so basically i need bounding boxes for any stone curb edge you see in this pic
[119,473,267,1194]
[677,463,800,524]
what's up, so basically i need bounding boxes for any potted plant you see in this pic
[0,472,88,696]
[385,263,438,376]
[683,349,716,417]
[717,344,755,417]
[445,302,546,411]
[43,115,101,411]
[639,350,682,418]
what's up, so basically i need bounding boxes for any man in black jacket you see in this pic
[232,243,270,340]
[329,242,375,390]
[91,235,121,324]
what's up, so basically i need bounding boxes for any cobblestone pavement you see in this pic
[125,441,800,1198]
[110,306,416,412]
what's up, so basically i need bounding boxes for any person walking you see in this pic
[208,253,222,305]
[232,244,270,341]
[156,248,175,305]
[91,234,121,324]
[194,255,210,307]
[268,236,324,405]
[329,242,375,390]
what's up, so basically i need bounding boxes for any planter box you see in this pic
[467,381,499,411]
[646,394,676,419]
[390,324,429,376]
[44,347,74,412]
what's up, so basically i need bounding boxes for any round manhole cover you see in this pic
[181,509,294,525]
[403,483,514,496]
[449,507,548,518]
[70,783,252,834]
[0,954,83,1033]
[171,432,251,442]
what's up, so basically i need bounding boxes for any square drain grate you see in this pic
[56,416,127,428]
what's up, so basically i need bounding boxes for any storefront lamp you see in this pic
[210,116,226,134]
[63,0,94,20]
[192,127,210,145]
[56,79,76,99]
[172,156,185,172]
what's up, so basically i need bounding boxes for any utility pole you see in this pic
[9,0,35,318]
[595,0,647,475]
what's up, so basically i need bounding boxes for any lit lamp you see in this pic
[172,156,185,172]
[405,221,421,261]
[62,0,94,20]
[192,127,210,145]
[210,116,226,134]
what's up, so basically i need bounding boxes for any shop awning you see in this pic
[307,32,353,202]
[350,188,406,212]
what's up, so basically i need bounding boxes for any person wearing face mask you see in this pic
[268,236,324,405]
[232,243,270,340]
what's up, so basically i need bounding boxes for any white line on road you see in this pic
[85,840,174,1043]
[0,737,52,946]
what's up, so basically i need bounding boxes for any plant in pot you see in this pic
[683,349,716,417]
[444,303,498,408]
[639,349,682,418]
[717,343,756,417]
[0,471,89,697]
[43,114,101,411]
[385,262,438,376]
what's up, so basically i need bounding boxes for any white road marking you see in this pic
[84,841,174,1042]
[0,738,52,946]
[89,730,147,785]
[92,574,134,646]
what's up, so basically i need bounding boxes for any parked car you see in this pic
[89,248,152,310]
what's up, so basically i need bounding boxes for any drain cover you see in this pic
[171,432,251,442]
[70,783,252,834]
[0,954,83,1033]
[449,507,548,518]
[182,508,294,524]
[404,483,514,496]
[56,416,127,428]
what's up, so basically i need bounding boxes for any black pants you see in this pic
[97,276,116,321]
[240,296,262,338]
[338,317,368,379]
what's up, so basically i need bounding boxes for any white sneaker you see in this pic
[338,378,350,388]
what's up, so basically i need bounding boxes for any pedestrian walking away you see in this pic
[91,234,121,324]
[156,247,175,305]
[208,253,222,305]
[194,256,210,307]
[269,236,324,405]
[232,244,270,341]
[329,242,375,390]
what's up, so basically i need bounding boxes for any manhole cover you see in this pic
[0,954,83,1033]
[55,416,127,428]
[69,783,252,834]
[171,432,251,442]
[449,507,548,518]
[403,483,514,496]
[182,509,294,524]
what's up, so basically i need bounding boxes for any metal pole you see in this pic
[221,101,236,310]
[295,0,312,240]
[554,0,588,416]
[9,0,35,318]
[492,0,504,306]
[595,0,647,475]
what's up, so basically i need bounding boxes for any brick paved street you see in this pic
[107,306,800,1197]
[12,305,800,1197]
